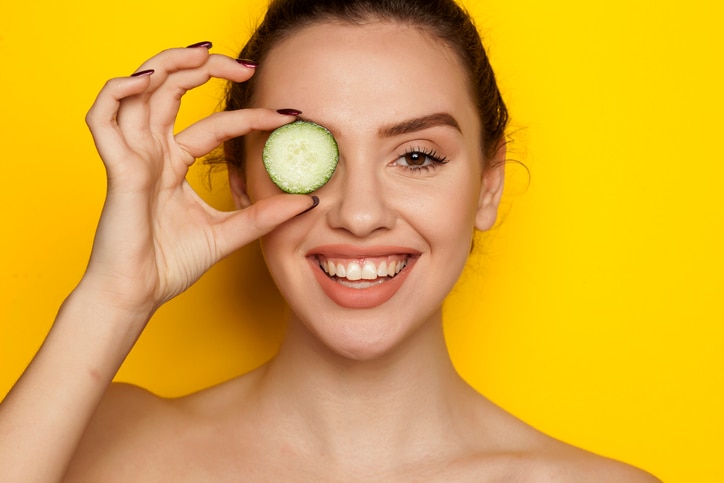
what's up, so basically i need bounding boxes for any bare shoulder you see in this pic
[463,432,660,482]
[466,433,661,482]
[527,444,661,483]
[462,398,660,482]
[62,382,183,482]
[62,375,260,482]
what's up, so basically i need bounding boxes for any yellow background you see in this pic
[1,1,722,481]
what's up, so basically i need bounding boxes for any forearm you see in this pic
[0,284,151,482]
[0,45,308,482]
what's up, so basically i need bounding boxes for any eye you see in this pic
[393,147,449,172]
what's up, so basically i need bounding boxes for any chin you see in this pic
[289,304,441,364]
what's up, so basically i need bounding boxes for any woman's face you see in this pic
[236,21,504,360]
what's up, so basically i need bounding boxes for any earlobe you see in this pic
[475,142,506,231]
[228,165,252,209]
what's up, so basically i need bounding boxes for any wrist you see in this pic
[64,278,157,340]
[72,270,159,323]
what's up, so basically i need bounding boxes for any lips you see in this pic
[306,246,419,309]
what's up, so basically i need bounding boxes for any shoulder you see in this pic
[463,437,661,482]
[62,376,260,482]
[499,431,661,483]
[499,427,660,482]
[524,447,661,483]
[461,398,660,482]
[83,381,177,438]
[62,383,185,482]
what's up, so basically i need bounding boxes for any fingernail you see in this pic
[277,108,302,116]
[131,69,155,77]
[297,195,319,216]
[186,40,213,49]
[236,58,258,68]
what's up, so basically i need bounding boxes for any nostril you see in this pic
[325,184,396,237]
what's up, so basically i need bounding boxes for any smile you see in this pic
[306,247,419,309]
[318,256,409,288]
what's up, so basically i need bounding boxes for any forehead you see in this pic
[252,21,479,137]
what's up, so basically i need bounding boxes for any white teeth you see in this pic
[377,261,388,277]
[338,279,385,289]
[319,257,409,281]
[346,262,362,281]
[362,261,378,280]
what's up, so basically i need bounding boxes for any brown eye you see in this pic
[392,149,448,172]
[404,152,426,166]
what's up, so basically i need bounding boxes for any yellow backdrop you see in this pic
[1,1,722,481]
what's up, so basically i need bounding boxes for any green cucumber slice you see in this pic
[262,120,339,194]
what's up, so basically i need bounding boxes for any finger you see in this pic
[175,109,299,160]
[115,46,216,136]
[128,45,216,92]
[85,73,154,170]
[148,54,257,131]
[213,194,319,259]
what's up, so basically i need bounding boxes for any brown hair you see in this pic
[223,0,508,171]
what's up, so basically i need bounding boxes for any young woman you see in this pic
[0,0,659,480]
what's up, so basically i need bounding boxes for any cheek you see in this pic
[399,176,480,246]
[257,220,305,295]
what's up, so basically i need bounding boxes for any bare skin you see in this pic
[64,321,658,482]
[1,21,659,483]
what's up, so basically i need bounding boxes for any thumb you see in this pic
[213,194,319,258]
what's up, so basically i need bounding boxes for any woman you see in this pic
[0,0,659,480]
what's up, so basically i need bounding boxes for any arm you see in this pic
[0,45,313,482]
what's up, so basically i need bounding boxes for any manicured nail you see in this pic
[186,40,213,49]
[277,108,302,116]
[236,59,258,68]
[297,195,319,216]
[130,69,155,77]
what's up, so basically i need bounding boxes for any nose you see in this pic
[324,156,396,238]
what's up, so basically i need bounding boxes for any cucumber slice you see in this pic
[262,120,339,194]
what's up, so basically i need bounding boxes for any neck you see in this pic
[252,308,479,470]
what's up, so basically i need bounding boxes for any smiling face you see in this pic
[234,21,504,360]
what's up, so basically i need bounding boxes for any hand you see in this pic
[82,45,311,318]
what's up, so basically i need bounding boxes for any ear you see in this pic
[475,141,506,231]
[228,165,252,209]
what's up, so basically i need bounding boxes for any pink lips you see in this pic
[306,245,420,309]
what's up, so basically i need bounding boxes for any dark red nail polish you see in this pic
[297,195,319,216]
[277,108,302,116]
[186,41,213,49]
[131,69,155,77]
[236,59,258,68]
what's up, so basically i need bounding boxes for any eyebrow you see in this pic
[378,112,461,137]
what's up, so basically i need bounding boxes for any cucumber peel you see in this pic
[263,120,339,194]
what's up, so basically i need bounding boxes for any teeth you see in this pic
[319,257,409,281]
[346,262,362,281]
[362,261,377,280]
[377,261,388,277]
[338,279,385,289]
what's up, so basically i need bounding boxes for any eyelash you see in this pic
[395,147,450,173]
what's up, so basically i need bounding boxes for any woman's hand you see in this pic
[0,44,314,483]
[82,44,311,318]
